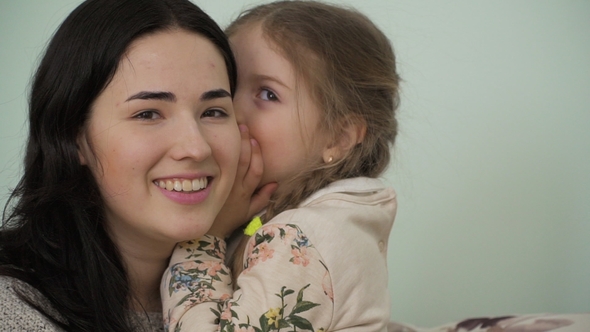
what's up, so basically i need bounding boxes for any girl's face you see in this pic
[230,24,327,189]
[78,30,240,249]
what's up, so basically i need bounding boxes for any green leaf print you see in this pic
[291,301,320,315]
[288,315,314,330]
[218,284,322,332]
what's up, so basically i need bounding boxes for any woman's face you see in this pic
[78,29,240,249]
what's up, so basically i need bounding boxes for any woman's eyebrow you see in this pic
[200,88,231,101]
[125,89,230,102]
[125,91,176,102]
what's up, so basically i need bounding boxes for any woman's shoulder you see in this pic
[129,311,165,332]
[0,275,65,331]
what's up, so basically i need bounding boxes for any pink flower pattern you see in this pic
[291,246,310,266]
[243,224,317,274]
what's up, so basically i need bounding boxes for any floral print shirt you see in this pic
[161,177,397,331]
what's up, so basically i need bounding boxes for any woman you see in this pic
[0,0,243,330]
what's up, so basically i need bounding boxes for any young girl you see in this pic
[0,0,246,330]
[161,1,400,331]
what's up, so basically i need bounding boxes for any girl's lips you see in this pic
[155,177,212,205]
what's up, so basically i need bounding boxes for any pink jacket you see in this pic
[162,177,397,331]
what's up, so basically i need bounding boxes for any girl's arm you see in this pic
[161,235,232,330]
[162,224,334,332]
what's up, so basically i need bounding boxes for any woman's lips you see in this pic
[154,177,212,205]
[154,177,208,192]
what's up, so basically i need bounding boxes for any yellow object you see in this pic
[244,216,263,236]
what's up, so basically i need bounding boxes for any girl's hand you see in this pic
[207,125,277,239]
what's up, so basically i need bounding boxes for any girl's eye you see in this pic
[202,108,228,118]
[133,110,162,120]
[258,88,278,102]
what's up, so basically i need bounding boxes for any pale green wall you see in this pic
[1,0,588,327]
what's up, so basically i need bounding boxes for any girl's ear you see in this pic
[322,117,366,163]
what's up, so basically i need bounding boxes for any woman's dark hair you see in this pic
[0,0,236,330]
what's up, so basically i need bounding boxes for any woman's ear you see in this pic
[77,133,89,165]
[322,117,366,163]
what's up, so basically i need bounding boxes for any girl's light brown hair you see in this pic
[227,0,400,280]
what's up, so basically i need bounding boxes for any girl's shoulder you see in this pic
[0,275,65,331]
[270,177,396,239]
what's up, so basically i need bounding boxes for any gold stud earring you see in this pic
[327,156,333,163]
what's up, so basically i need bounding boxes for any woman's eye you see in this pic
[202,109,228,118]
[133,110,161,120]
[258,88,278,102]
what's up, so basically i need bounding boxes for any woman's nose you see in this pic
[169,120,212,162]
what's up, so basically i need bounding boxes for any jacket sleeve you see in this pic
[161,225,334,332]
[161,235,232,330]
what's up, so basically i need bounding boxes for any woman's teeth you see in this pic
[156,178,208,192]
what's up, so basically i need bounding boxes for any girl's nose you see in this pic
[232,91,249,124]
[169,120,212,162]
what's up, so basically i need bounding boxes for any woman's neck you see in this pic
[111,231,174,313]
[124,249,169,313]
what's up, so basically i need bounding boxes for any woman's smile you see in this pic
[155,177,212,205]
[154,177,209,193]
